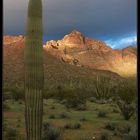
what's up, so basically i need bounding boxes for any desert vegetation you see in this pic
[3,75,137,140]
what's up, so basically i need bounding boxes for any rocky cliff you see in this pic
[44,30,137,76]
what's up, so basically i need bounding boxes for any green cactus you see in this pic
[24,0,44,139]
[94,75,112,100]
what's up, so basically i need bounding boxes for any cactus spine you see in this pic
[24,0,44,139]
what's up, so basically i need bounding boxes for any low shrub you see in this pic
[123,127,137,140]
[79,135,92,140]
[10,86,24,101]
[79,117,87,122]
[104,122,117,131]
[97,131,111,140]
[116,122,131,134]
[59,100,67,104]
[61,87,87,109]
[116,79,136,120]
[97,110,108,118]
[42,122,62,140]
[3,103,10,111]
[3,92,12,101]
[88,97,97,102]
[112,108,120,113]
[72,122,81,129]
[4,127,18,140]
[59,112,69,119]
[3,121,8,131]
[64,122,81,129]
[50,106,55,110]
[64,123,72,129]
[113,122,132,136]
[117,101,135,120]
[49,114,55,119]
[75,104,87,111]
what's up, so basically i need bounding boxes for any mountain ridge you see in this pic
[3,30,137,77]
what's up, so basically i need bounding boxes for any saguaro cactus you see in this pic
[24,0,44,139]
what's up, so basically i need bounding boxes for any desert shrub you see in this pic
[16,124,20,128]
[79,117,87,122]
[112,122,132,136]
[79,135,92,140]
[49,114,55,119]
[3,92,12,101]
[50,106,55,110]
[63,87,87,109]
[88,97,97,102]
[116,122,131,134]
[123,126,137,140]
[117,101,135,120]
[104,121,117,131]
[76,104,87,111]
[116,79,136,120]
[64,123,72,129]
[64,122,81,129]
[72,122,81,129]
[97,131,111,140]
[3,102,10,111]
[5,127,18,140]
[54,85,65,100]
[42,122,62,140]
[112,108,120,113]
[59,112,69,119]
[10,86,24,101]
[97,110,108,118]
[3,121,8,131]
[59,99,67,104]
[94,75,114,101]
[18,100,23,104]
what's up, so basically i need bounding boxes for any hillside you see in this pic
[3,36,120,88]
[45,30,137,76]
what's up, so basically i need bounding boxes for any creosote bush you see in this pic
[49,114,56,119]
[5,127,18,140]
[3,103,10,111]
[42,122,62,140]
[62,87,87,109]
[104,121,117,131]
[123,126,137,140]
[79,117,87,122]
[64,122,81,129]
[112,122,132,136]
[59,112,69,119]
[97,131,111,140]
[97,110,108,118]
[116,79,136,120]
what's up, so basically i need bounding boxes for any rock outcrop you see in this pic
[44,30,137,76]
[3,31,137,77]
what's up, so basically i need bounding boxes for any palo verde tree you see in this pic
[24,0,44,139]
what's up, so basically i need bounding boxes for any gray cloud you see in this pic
[4,0,137,42]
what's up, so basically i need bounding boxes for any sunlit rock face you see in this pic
[3,36,24,46]
[3,31,137,77]
[44,30,137,77]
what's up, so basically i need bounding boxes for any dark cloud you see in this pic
[4,0,137,47]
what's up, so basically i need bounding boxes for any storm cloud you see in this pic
[3,0,137,48]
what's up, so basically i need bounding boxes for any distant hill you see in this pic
[3,35,120,88]
[45,30,137,76]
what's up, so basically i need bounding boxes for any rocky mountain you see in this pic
[3,35,120,87]
[45,30,137,76]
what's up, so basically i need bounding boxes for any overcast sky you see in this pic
[3,0,137,48]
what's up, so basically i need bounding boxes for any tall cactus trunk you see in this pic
[24,0,44,140]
